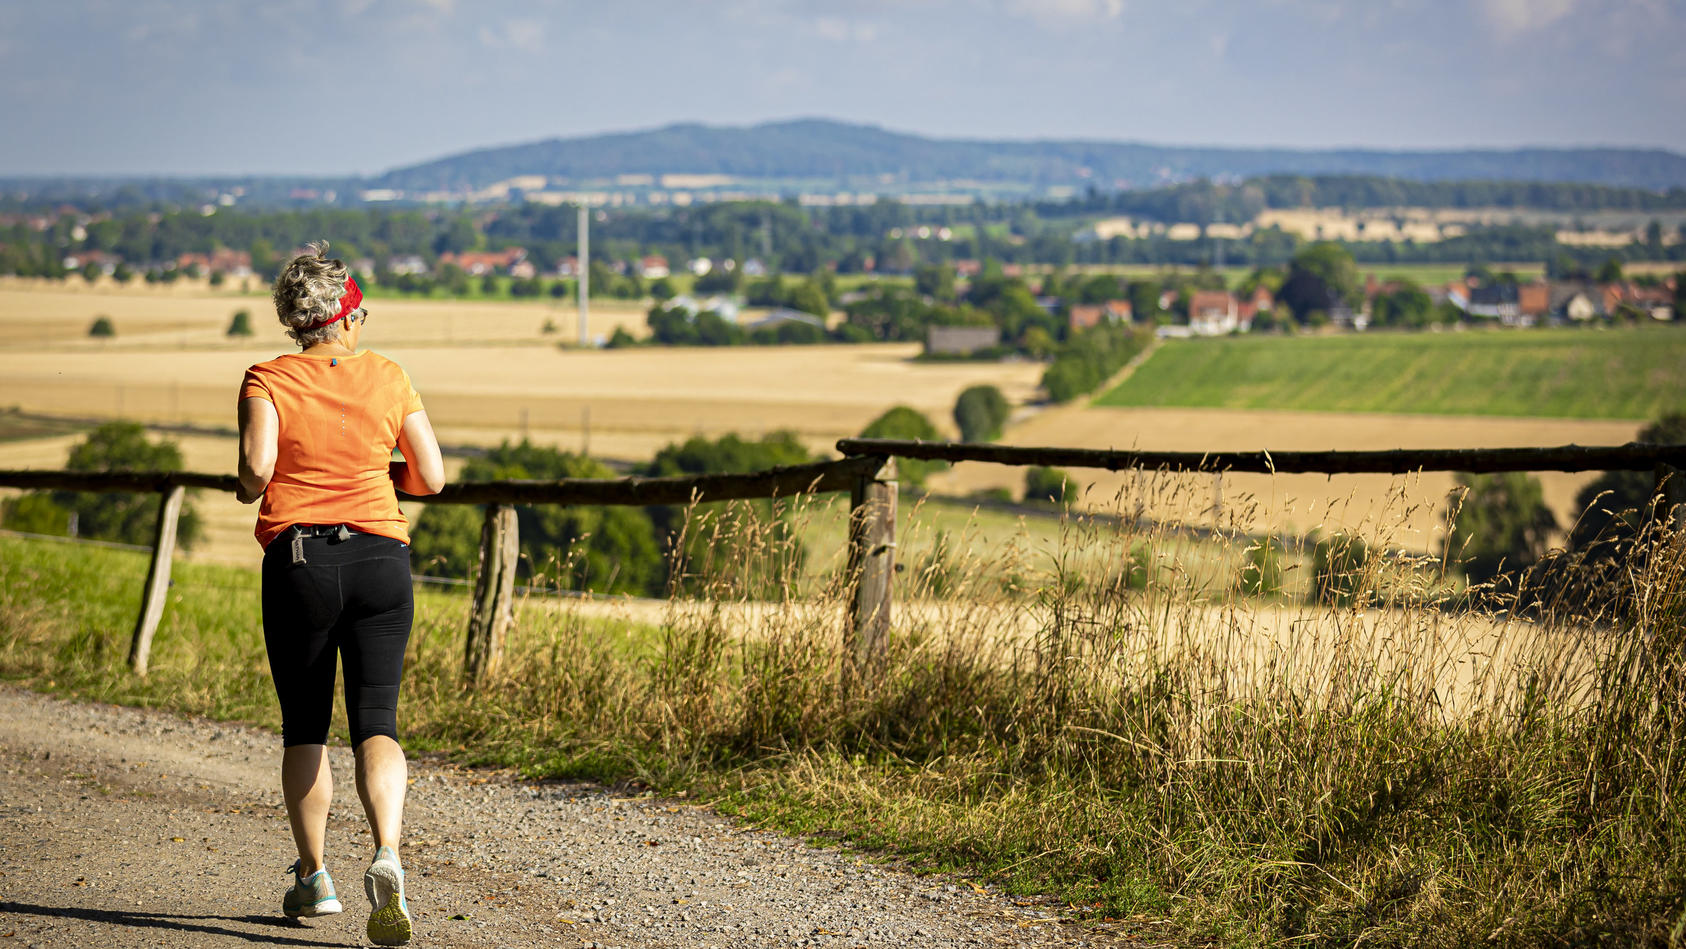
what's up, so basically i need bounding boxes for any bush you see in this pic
[859,406,946,489]
[1024,466,1073,504]
[605,326,638,348]
[953,384,1010,443]
[2,421,200,549]
[409,440,663,596]
[1312,533,1371,606]
[88,316,115,338]
[1120,541,1155,590]
[1238,538,1285,597]
[645,432,815,598]
[0,492,75,536]
[226,309,253,337]
[1571,413,1686,552]
[1443,471,1557,583]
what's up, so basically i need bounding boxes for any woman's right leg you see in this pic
[263,541,345,873]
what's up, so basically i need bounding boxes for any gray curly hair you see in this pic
[271,241,356,347]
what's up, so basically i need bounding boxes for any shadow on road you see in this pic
[0,901,353,947]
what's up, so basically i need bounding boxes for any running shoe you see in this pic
[364,846,413,946]
[282,861,343,918]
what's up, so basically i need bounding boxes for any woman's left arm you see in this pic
[237,397,278,504]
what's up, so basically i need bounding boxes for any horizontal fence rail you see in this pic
[0,457,885,507]
[836,438,1686,475]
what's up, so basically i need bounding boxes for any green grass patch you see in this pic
[1097,326,1686,419]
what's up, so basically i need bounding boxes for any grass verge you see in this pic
[2,492,1684,946]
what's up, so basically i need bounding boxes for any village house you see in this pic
[1188,290,1247,336]
[438,247,527,276]
[1069,299,1135,332]
[387,255,428,276]
[175,248,253,277]
[926,325,1001,356]
[61,250,122,275]
[1604,281,1677,321]
[636,255,670,279]
[1068,304,1105,332]
[1549,283,1604,322]
[1238,287,1273,325]
[1517,282,1550,322]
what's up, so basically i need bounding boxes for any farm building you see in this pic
[926,325,1001,356]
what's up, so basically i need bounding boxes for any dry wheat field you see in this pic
[0,282,1646,564]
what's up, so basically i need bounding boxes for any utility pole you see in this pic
[577,204,590,347]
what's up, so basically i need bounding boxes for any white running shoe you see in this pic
[364,846,412,946]
[282,861,343,918]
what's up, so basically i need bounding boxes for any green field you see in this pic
[1097,327,1686,419]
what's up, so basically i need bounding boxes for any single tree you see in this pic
[226,309,254,337]
[88,315,116,337]
[859,406,945,489]
[8,421,202,549]
[1443,471,1558,583]
[953,385,1010,443]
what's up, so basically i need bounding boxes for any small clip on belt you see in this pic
[289,525,352,565]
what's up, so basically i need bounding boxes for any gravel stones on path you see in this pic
[0,685,1133,948]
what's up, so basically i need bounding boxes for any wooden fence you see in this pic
[2,438,1681,682]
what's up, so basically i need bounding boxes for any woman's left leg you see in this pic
[281,744,333,875]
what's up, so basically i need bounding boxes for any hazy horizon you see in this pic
[3,0,1684,177]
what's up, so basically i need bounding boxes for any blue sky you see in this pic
[2,0,1683,176]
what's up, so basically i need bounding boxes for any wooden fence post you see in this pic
[128,484,184,676]
[845,458,896,675]
[464,504,518,687]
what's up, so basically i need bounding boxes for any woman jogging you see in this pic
[236,242,444,946]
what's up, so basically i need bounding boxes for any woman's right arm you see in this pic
[237,397,278,504]
[393,409,445,496]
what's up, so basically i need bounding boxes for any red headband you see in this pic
[311,275,362,329]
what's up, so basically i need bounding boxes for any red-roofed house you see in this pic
[1069,304,1105,331]
[1518,282,1550,319]
[439,248,527,276]
[1188,290,1244,336]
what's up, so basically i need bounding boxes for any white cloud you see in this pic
[478,17,545,51]
[1480,0,1579,37]
[814,16,879,42]
[1003,0,1125,27]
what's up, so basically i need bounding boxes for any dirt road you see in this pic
[0,686,1131,948]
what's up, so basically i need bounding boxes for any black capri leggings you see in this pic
[262,530,414,748]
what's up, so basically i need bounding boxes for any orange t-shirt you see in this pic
[239,350,425,550]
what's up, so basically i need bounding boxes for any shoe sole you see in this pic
[284,897,343,918]
[365,863,412,946]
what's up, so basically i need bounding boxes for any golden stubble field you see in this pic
[0,280,650,347]
[927,401,1639,552]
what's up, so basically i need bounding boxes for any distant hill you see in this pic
[375,119,1686,193]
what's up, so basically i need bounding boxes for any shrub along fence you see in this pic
[2,439,1682,682]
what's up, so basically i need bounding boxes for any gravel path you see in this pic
[0,685,1139,948]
